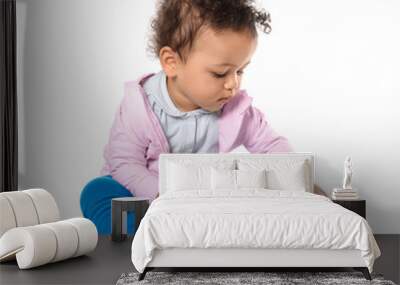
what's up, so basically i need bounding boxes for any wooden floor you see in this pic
[0,235,398,285]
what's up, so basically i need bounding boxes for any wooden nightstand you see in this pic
[332,199,366,219]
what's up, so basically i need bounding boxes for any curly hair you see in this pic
[146,0,271,64]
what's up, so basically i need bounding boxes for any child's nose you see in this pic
[224,74,239,91]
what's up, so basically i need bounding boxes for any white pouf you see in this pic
[0,189,98,269]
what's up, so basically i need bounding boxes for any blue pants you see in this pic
[80,175,136,235]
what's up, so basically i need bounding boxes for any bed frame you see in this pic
[139,248,371,280]
[138,153,372,281]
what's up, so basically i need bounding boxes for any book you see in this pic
[332,192,358,197]
[331,196,360,200]
[333,188,358,193]
[331,193,359,200]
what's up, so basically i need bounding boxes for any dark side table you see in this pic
[332,199,366,219]
[111,197,150,242]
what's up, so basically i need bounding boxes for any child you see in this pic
[80,0,293,234]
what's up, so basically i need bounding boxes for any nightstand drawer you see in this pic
[332,200,366,219]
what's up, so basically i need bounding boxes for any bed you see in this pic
[130,153,381,281]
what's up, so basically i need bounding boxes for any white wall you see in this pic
[17,0,400,233]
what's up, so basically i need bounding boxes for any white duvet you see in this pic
[131,189,381,273]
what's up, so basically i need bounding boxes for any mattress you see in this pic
[131,189,381,273]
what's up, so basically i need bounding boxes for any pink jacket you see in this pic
[100,72,294,201]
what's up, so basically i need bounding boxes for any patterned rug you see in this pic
[116,271,396,285]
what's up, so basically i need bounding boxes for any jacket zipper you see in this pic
[138,77,170,154]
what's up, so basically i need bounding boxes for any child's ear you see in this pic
[159,46,180,78]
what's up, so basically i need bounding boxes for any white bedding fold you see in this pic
[131,189,381,273]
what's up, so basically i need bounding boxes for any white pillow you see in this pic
[211,168,268,190]
[237,159,310,192]
[166,159,236,192]
[236,169,268,189]
[167,162,211,191]
[266,163,307,191]
[211,168,236,190]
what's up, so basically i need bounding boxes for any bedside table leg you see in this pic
[111,201,123,241]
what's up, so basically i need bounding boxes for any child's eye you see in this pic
[212,70,244,79]
[213,73,226,78]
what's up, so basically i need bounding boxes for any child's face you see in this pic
[161,27,258,112]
